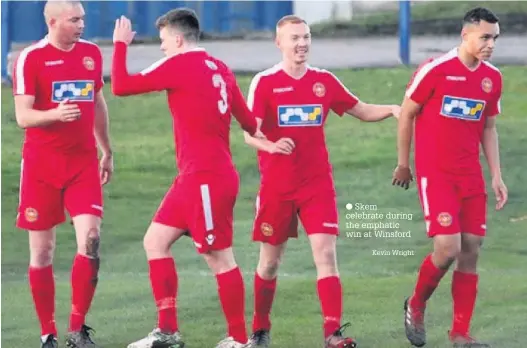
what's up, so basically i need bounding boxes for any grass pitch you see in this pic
[2,66,526,347]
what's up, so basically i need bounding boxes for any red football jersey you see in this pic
[112,43,257,176]
[406,48,502,176]
[12,37,104,156]
[247,64,359,193]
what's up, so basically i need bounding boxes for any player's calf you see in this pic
[203,248,248,344]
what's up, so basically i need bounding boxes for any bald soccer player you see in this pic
[12,1,112,347]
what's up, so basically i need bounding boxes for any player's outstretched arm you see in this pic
[346,102,400,122]
[111,42,173,96]
[111,16,173,96]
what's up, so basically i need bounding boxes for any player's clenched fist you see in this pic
[392,164,413,190]
[53,98,81,122]
[269,137,295,155]
[113,15,136,45]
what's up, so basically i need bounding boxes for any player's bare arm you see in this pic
[346,101,401,121]
[94,90,114,185]
[392,96,420,189]
[482,116,508,209]
[14,95,81,128]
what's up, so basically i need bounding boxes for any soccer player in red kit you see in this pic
[111,9,262,348]
[243,15,400,348]
[393,8,507,348]
[12,1,112,347]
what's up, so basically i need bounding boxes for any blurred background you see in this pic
[2,0,526,82]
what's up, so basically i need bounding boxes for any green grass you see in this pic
[2,66,527,347]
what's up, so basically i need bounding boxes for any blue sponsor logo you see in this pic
[52,80,95,102]
[278,104,323,127]
[440,96,485,121]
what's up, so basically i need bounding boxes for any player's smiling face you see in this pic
[55,3,85,44]
[463,20,500,61]
[277,22,311,64]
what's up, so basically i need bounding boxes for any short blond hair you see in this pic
[276,15,307,30]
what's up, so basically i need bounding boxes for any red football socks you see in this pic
[149,258,179,334]
[252,272,277,332]
[29,265,57,336]
[451,270,478,335]
[410,254,448,309]
[216,267,248,343]
[69,254,99,332]
[317,276,343,338]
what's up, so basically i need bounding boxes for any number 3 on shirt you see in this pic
[205,59,228,115]
[212,74,228,114]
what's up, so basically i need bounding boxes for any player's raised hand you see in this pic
[99,153,114,185]
[392,164,413,190]
[113,15,136,45]
[491,176,508,210]
[54,98,81,122]
[269,137,295,155]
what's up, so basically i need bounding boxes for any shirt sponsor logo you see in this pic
[52,80,95,102]
[440,96,485,121]
[277,104,323,127]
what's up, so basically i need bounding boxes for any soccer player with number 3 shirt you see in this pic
[12,1,112,347]
[393,7,507,348]
[243,15,401,348]
[111,8,264,348]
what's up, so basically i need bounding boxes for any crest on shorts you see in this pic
[24,207,38,222]
[481,77,492,93]
[437,212,452,227]
[313,82,326,97]
[261,222,273,236]
[83,56,95,71]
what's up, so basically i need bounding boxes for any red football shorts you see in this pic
[416,174,487,237]
[17,151,103,231]
[153,171,239,254]
[252,179,339,245]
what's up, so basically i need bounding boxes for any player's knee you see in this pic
[313,244,337,267]
[257,257,282,278]
[29,232,56,267]
[82,227,101,259]
[203,248,237,274]
[434,242,462,267]
[30,243,55,267]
